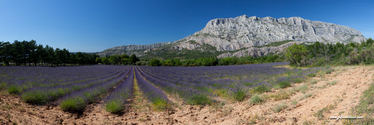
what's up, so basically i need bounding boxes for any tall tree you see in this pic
[28,40,37,66]
[62,49,70,65]
[129,54,139,65]
[2,42,12,66]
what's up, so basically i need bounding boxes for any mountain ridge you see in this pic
[98,15,366,58]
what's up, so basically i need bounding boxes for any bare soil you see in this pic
[0,65,373,125]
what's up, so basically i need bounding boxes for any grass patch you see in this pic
[7,85,21,94]
[243,82,254,87]
[213,89,229,98]
[187,94,211,105]
[309,80,317,84]
[232,88,247,102]
[291,100,298,106]
[299,93,313,100]
[271,103,288,113]
[271,90,290,101]
[253,85,271,94]
[249,94,264,104]
[307,73,316,77]
[313,105,335,120]
[293,78,304,83]
[296,84,308,93]
[329,80,337,85]
[152,98,170,111]
[325,69,332,74]
[277,81,291,88]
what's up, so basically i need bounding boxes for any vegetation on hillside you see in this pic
[285,38,374,67]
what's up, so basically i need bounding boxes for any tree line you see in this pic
[0,40,98,66]
[95,54,140,65]
[96,53,284,66]
[285,38,374,67]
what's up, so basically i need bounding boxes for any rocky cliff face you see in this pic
[98,15,366,58]
[97,42,174,57]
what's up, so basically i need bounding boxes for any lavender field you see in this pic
[0,62,325,113]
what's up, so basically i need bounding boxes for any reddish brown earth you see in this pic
[0,65,373,125]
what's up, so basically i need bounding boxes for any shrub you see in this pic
[307,73,316,77]
[60,97,85,112]
[296,84,308,93]
[152,98,169,111]
[105,100,124,113]
[329,80,337,85]
[214,89,228,97]
[243,82,254,87]
[250,94,263,104]
[7,85,20,94]
[233,89,247,102]
[253,85,271,94]
[293,78,304,83]
[272,90,290,101]
[21,91,49,105]
[187,94,211,105]
[278,81,291,88]
[309,80,317,84]
[271,103,288,113]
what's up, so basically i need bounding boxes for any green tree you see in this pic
[129,54,139,65]
[149,58,161,66]
[121,58,129,65]
[285,43,308,66]
[101,57,109,65]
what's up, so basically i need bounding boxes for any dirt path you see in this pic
[0,66,373,124]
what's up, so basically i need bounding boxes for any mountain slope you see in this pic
[98,15,366,58]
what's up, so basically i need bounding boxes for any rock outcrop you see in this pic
[98,15,366,57]
[98,42,173,57]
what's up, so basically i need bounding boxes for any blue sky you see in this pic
[0,0,373,52]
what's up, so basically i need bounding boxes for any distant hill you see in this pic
[98,15,366,59]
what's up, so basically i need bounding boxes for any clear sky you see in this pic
[0,0,373,52]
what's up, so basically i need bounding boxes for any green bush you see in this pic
[271,103,288,113]
[277,81,291,88]
[233,89,247,102]
[152,98,169,111]
[307,73,316,77]
[253,85,271,94]
[293,78,304,83]
[187,94,211,105]
[105,100,124,113]
[21,91,49,105]
[60,97,85,112]
[250,94,263,104]
[7,85,21,94]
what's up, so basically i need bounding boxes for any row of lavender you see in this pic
[0,66,135,111]
[0,65,171,113]
[0,63,326,113]
[137,62,324,102]
[0,65,126,93]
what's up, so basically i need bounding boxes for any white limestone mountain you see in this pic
[98,15,366,58]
